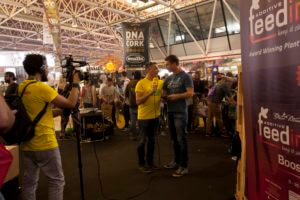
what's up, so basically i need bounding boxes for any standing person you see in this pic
[163,55,194,178]
[125,71,142,140]
[206,73,232,137]
[100,78,118,124]
[121,72,130,130]
[4,72,18,97]
[20,54,80,200]
[57,76,68,139]
[57,76,66,95]
[135,62,163,173]
[80,80,96,108]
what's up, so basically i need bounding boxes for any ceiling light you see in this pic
[71,17,78,28]
[24,7,28,14]
[132,0,138,6]
[97,42,101,49]
[37,33,42,41]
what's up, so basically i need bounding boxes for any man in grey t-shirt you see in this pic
[162,55,194,178]
[100,78,118,122]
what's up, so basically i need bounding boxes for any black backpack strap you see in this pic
[32,103,49,125]
[19,81,37,98]
[20,81,48,125]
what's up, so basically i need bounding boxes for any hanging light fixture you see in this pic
[132,0,138,5]
[71,16,78,28]
[23,6,28,14]
[37,32,42,41]
[97,42,101,49]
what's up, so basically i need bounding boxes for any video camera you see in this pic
[61,55,89,83]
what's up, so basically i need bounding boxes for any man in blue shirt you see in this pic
[163,55,194,178]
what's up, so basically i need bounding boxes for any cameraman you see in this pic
[20,54,80,200]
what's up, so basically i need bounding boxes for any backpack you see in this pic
[2,81,48,145]
[128,81,138,107]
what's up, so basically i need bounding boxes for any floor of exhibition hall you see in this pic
[13,129,237,200]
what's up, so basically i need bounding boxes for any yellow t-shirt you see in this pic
[135,78,163,120]
[18,80,59,151]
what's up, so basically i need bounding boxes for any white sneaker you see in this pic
[172,167,189,178]
[164,161,179,169]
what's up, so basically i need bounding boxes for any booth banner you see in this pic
[122,22,149,67]
[43,14,53,45]
[43,0,62,61]
[240,0,300,200]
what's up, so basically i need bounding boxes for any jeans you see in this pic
[22,148,65,200]
[124,104,130,128]
[187,105,194,131]
[206,102,226,135]
[137,118,159,166]
[168,112,189,168]
[129,107,138,137]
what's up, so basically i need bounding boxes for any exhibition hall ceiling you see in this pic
[0,0,206,60]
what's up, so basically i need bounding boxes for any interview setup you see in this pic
[0,0,300,200]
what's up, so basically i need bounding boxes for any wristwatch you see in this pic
[72,83,80,89]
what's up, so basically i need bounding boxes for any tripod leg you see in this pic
[73,113,85,200]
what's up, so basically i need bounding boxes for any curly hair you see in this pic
[23,54,46,76]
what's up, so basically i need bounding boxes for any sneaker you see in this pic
[149,164,160,170]
[138,166,152,174]
[164,161,179,169]
[231,156,238,161]
[220,133,231,138]
[172,167,189,178]
[129,136,137,141]
[160,131,167,136]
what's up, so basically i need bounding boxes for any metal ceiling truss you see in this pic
[0,0,214,60]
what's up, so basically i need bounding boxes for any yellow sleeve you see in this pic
[39,83,59,103]
[135,80,144,93]
[158,80,164,90]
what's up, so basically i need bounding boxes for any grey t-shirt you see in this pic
[100,85,116,104]
[163,71,193,113]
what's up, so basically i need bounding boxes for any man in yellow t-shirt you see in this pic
[20,54,80,200]
[135,62,163,173]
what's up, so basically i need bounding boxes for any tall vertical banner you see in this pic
[241,0,300,200]
[122,22,149,68]
[43,0,62,61]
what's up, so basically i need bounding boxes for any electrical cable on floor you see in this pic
[93,140,157,200]
[153,80,161,167]
[91,79,164,200]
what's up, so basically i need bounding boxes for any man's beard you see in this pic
[4,79,10,84]
[41,72,48,82]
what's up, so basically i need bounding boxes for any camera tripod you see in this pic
[61,84,85,200]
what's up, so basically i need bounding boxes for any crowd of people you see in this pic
[0,53,240,200]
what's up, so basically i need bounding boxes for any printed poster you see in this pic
[240,0,300,199]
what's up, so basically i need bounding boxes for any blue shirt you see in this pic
[163,71,193,113]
